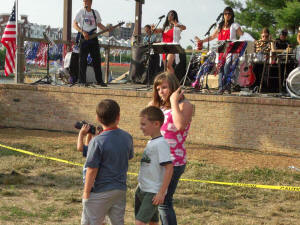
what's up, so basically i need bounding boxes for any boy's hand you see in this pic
[79,124,90,136]
[82,192,90,200]
[152,192,165,205]
[82,31,89,40]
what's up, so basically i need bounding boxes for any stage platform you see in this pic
[0,83,299,154]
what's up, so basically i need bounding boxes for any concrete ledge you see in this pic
[0,84,299,154]
[1,84,299,107]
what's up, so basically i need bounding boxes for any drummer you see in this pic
[273,29,290,51]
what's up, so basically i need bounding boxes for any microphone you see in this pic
[190,39,195,44]
[216,13,223,21]
[158,15,165,20]
[85,5,88,9]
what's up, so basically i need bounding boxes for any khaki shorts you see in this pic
[81,189,126,225]
[135,187,159,223]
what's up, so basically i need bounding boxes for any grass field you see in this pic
[1,128,300,225]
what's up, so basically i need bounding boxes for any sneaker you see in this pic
[97,82,107,87]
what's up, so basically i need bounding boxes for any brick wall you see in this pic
[0,84,299,153]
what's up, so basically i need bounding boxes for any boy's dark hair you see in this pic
[140,106,164,126]
[144,24,151,29]
[96,99,120,126]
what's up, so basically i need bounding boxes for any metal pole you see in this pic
[133,0,144,45]
[16,34,24,83]
[63,0,72,42]
[15,0,18,83]
[105,47,110,83]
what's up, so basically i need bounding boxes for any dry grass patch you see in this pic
[1,128,300,225]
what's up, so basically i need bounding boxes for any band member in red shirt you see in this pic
[195,7,243,94]
[152,10,186,74]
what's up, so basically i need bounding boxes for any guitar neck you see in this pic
[88,29,109,40]
[88,23,123,40]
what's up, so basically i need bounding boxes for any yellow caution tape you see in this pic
[179,178,300,192]
[0,143,83,167]
[1,143,300,192]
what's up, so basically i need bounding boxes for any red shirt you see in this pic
[162,28,174,60]
[218,28,230,41]
[218,29,230,61]
[162,28,174,43]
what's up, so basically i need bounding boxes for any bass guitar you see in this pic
[76,21,125,45]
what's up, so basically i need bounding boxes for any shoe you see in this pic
[226,86,232,94]
[217,88,225,95]
[192,80,199,89]
[96,82,107,87]
[78,83,87,87]
[223,84,231,94]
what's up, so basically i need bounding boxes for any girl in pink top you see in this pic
[152,10,186,74]
[150,72,193,225]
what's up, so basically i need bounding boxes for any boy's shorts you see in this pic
[81,189,126,225]
[135,186,159,223]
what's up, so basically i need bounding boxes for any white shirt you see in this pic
[74,8,102,33]
[138,136,172,193]
[229,22,240,41]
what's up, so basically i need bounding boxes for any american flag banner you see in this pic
[35,42,48,67]
[1,3,16,76]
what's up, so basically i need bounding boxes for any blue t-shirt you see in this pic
[83,128,134,193]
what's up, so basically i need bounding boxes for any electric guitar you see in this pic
[237,56,256,87]
[76,21,125,45]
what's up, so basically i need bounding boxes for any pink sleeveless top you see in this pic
[160,108,190,166]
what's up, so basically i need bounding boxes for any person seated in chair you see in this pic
[254,28,273,54]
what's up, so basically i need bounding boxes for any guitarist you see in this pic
[73,0,111,86]
[195,7,244,94]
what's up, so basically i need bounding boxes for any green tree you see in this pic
[275,1,300,34]
[0,48,6,70]
[224,0,300,42]
[186,45,193,50]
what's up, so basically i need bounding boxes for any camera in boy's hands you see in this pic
[74,121,103,135]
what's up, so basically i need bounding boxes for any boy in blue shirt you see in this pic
[81,99,134,225]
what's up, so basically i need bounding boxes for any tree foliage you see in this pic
[223,0,300,42]
[0,48,5,70]
[186,45,193,50]
[275,1,300,34]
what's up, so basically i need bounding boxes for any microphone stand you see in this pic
[205,22,216,52]
[145,17,163,88]
[32,32,54,85]
[181,40,196,87]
